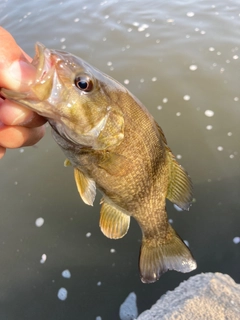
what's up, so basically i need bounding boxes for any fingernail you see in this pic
[9,60,36,89]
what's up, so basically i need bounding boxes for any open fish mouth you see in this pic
[0,43,56,113]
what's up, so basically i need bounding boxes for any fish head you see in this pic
[1,43,125,150]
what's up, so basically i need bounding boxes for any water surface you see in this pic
[1,1,240,319]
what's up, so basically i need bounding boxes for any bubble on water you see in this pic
[132,22,139,27]
[105,15,109,19]
[152,77,157,82]
[233,237,240,244]
[97,281,102,286]
[204,110,214,117]
[60,38,66,43]
[145,33,150,37]
[184,240,189,247]
[128,28,132,32]
[156,39,160,43]
[86,232,91,238]
[40,254,47,264]
[220,68,225,73]
[186,12,195,17]
[61,45,66,50]
[82,6,87,10]
[107,61,112,66]
[186,35,190,39]
[103,37,107,41]
[168,218,173,224]
[96,317,102,320]
[234,97,239,101]
[140,78,144,83]
[217,146,223,151]
[119,292,138,320]
[227,132,233,136]
[233,55,239,60]
[209,47,215,52]
[195,28,199,32]
[110,248,116,253]
[200,30,206,35]
[14,181,18,185]
[217,51,221,55]
[124,79,129,85]
[229,154,234,159]
[183,95,190,101]
[157,106,162,110]
[138,24,149,32]
[167,19,174,23]
[206,125,213,130]
[57,288,68,301]
[74,18,79,22]
[35,217,44,227]
[19,148,25,153]
[62,269,71,278]
[174,204,183,211]
[176,154,182,159]
[163,98,168,103]
[189,65,198,71]
[176,112,181,116]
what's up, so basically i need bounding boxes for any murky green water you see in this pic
[1,1,240,319]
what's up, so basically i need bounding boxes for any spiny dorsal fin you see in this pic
[99,201,130,239]
[139,224,197,283]
[166,149,193,210]
[74,168,96,206]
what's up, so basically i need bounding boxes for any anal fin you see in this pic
[139,224,197,283]
[166,149,193,210]
[100,202,130,239]
[74,168,96,206]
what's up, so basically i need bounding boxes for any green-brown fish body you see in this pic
[1,43,197,283]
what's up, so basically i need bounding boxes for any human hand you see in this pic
[0,27,46,159]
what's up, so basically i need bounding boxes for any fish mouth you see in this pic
[0,42,56,116]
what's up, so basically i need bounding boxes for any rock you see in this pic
[119,292,138,320]
[137,273,240,320]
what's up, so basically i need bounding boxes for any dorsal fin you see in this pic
[74,168,96,206]
[99,201,130,239]
[166,149,193,210]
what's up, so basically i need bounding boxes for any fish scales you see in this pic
[1,43,197,283]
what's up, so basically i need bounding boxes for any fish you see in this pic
[1,43,197,283]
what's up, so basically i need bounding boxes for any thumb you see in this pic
[0,27,36,91]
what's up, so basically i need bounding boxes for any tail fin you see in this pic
[139,225,197,283]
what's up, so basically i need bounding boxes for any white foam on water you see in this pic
[183,95,190,101]
[119,292,138,320]
[35,217,44,227]
[189,64,198,71]
[57,287,68,301]
[204,110,214,117]
[40,254,47,264]
[62,269,71,279]
[206,125,213,130]
[233,237,240,244]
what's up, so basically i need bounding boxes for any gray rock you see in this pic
[137,273,240,320]
[119,292,138,320]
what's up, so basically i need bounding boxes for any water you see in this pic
[1,0,240,319]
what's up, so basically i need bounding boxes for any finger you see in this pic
[0,98,47,128]
[0,146,6,159]
[0,124,45,149]
[0,27,35,91]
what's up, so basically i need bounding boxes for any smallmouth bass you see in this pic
[1,43,197,283]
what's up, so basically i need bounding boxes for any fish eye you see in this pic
[74,75,93,92]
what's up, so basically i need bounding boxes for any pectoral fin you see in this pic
[99,201,130,239]
[166,149,193,210]
[74,168,96,206]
